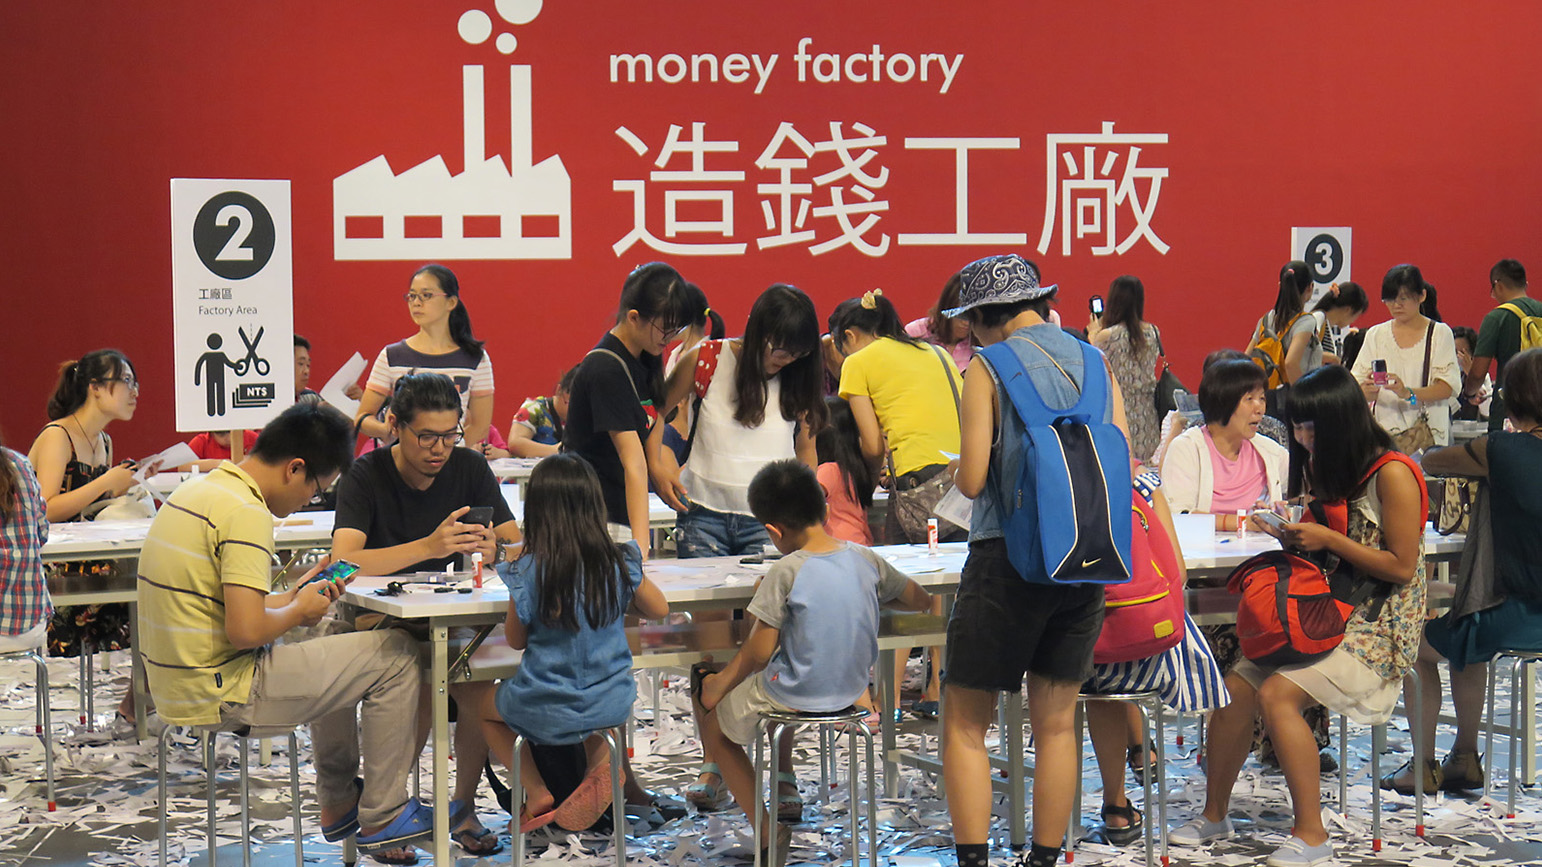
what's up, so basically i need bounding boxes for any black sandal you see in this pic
[1126,743,1156,785]
[690,663,715,705]
[1101,801,1143,846]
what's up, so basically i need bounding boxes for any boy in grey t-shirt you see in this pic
[697,460,931,858]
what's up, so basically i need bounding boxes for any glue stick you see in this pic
[927,518,939,554]
[1236,510,1248,540]
[472,551,484,588]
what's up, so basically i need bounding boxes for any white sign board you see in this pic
[1291,226,1352,309]
[171,179,295,433]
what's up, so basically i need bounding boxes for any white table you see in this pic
[42,511,338,563]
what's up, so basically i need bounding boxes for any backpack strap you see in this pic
[585,348,640,402]
[981,335,1109,427]
[680,340,723,465]
[1500,302,1526,320]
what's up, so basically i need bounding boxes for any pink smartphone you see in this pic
[1371,359,1388,386]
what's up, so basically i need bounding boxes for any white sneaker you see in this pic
[1168,815,1234,846]
[1266,836,1333,866]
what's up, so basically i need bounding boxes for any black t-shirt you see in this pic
[562,332,660,525]
[333,446,515,574]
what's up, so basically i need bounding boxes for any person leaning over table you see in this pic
[330,372,518,860]
[1386,347,1542,796]
[137,403,433,856]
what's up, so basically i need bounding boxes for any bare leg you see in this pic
[1258,674,1328,846]
[1088,701,1133,823]
[698,706,773,830]
[1201,672,1259,823]
[1450,660,1488,753]
[478,685,553,815]
[1025,674,1083,849]
[942,684,998,844]
[449,682,493,821]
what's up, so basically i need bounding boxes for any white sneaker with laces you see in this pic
[1266,835,1333,866]
[1168,815,1234,846]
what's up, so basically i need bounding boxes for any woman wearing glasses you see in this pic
[354,264,495,448]
[27,348,151,733]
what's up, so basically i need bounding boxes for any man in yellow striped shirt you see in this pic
[138,403,434,854]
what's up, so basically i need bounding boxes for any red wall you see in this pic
[3,1,1540,458]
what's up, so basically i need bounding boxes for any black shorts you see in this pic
[943,538,1105,692]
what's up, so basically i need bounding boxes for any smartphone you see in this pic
[1250,510,1288,533]
[461,506,494,527]
[1372,359,1389,386]
[301,559,360,589]
[1089,295,1105,316]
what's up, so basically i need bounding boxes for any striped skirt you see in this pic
[1084,612,1230,713]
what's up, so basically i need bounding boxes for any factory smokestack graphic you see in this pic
[333,26,571,261]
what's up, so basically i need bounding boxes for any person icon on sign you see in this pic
[194,333,239,416]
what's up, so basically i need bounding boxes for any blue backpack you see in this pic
[978,336,1133,585]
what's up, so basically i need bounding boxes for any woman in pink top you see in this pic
[904,272,976,372]
[815,396,874,545]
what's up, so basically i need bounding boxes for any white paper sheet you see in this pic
[320,351,367,417]
[932,484,973,529]
[133,442,199,480]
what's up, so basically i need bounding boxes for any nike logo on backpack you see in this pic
[1082,558,1101,568]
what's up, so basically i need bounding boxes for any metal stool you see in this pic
[156,725,349,867]
[508,729,625,867]
[1484,649,1542,818]
[1336,665,1426,850]
[754,706,878,867]
[1068,690,1168,867]
[1,647,55,811]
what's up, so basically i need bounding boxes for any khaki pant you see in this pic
[218,628,420,828]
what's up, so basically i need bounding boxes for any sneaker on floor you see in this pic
[1266,836,1333,866]
[1168,815,1234,846]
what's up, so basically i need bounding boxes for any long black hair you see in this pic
[47,349,133,420]
[815,396,873,511]
[1314,281,1368,315]
[829,290,920,353]
[680,280,725,341]
[412,264,484,363]
[616,262,705,404]
[1285,364,1392,502]
[1270,260,1313,332]
[735,284,828,433]
[1104,274,1148,351]
[521,453,630,631]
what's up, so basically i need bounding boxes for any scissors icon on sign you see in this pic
[234,326,270,376]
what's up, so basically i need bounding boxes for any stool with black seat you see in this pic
[1067,689,1168,867]
[753,705,878,867]
[1,647,55,811]
[1484,648,1542,818]
[156,722,355,867]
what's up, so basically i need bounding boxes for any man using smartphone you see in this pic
[138,404,434,854]
[330,372,520,857]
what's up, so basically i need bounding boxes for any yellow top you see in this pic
[839,337,964,476]
[137,462,274,726]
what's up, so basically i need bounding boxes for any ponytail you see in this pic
[412,264,484,363]
[829,289,920,352]
[1271,260,1312,332]
[47,349,132,420]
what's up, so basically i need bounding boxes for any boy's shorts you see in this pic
[714,673,797,746]
[944,538,1105,692]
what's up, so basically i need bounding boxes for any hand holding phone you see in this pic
[1371,359,1389,386]
[1249,509,1288,538]
[300,559,360,591]
[1089,295,1105,317]
[461,506,494,527]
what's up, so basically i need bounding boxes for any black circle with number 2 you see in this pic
[193,192,275,280]
[1305,233,1344,285]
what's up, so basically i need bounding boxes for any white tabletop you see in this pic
[487,457,541,481]
[42,510,337,561]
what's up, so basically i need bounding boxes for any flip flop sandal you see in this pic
[451,824,503,856]
[553,757,622,831]
[775,772,803,823]
[516,804,557,834]
[366,848,418,866]
[321,777,365,842]
[685,763,725,810]
[1101,802,1143,847]
[689,663,715,705]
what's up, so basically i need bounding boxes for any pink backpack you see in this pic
[1093,491,1186,664]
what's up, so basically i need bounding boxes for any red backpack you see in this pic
[1094,491,1186,664]
[1227,451,1427,666]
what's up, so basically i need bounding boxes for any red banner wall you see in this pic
[3,1,1540,458]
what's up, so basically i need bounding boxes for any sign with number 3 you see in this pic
[170,179,295,433]
[1291,226,1351,309]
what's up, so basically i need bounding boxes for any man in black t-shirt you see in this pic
[331,373,519,857]
[1465,259,1542,431]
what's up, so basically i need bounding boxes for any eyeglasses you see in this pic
[768,346,811,364]
[401,422,464,449]
[101,377,139,392]
[641,318,683,342]
[403,291,446,304]
[309,474,327,502]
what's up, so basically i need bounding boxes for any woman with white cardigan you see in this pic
[1162,356,1289,530]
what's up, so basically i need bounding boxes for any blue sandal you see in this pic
[685,763,724,810]
[775,772,803,823]
[356,798,435,854]
[321,777,364,842]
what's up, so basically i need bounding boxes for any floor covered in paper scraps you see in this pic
[4,653,1542,867]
